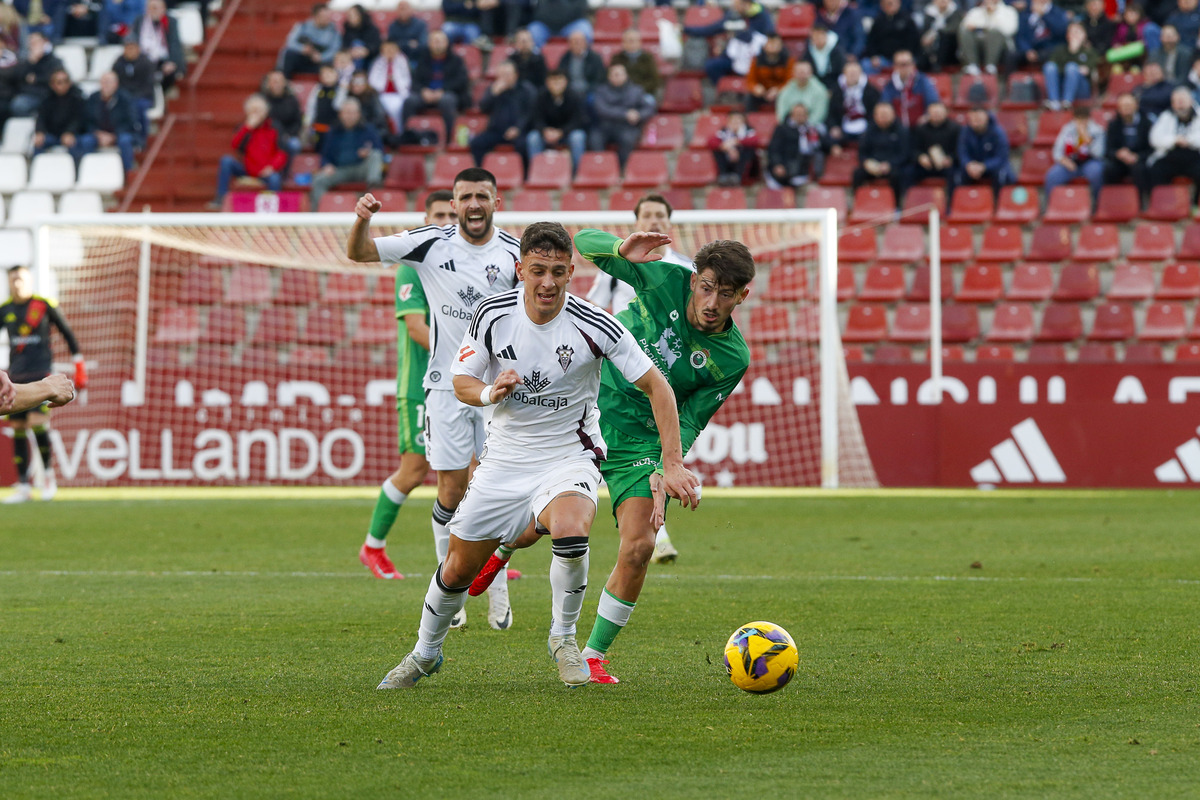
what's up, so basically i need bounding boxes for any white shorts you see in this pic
[423,388,488,471]
[448,456,602,545]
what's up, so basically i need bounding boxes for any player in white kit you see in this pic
[376,222,701,689]
[348,168,521,629]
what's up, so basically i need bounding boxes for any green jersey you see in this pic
[394,263,430,403]
[575,229,750,455]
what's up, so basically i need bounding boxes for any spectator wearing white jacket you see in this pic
[369,40,411,134]
[1148,86,1200,194]
[957,0,1019,75]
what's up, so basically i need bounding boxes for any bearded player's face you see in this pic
[452,180,499,244]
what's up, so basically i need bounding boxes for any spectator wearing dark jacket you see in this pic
[864,0,922,74]
[341,4,381,70]
[1016,0,1069,68]
[768,101,829,187]
[708,111,762,185]
[611,29,661,98]
[261,69,303,153]
[400,29,470,141]
[910,101,959,188]
[918,0,963,71]
[879,51,940,127]
[1136,62,1176,121]
[955,106,1014,194]
[557,30,605,99]
[525,69,586,171]
[10,31,63,117]
[801,24,846,90]
[133,0,187,89]
[590,62,655,167]
[387,1,428,63]
[211,94,288,207]
[816,0,864,58]
[113,36,156,137]
[828,60,880,147]
[311,97,383,208]
[1150,24,1194,82]
[33,69,88,162]
[79,71,140,170]
[100,0,145,44]
[279,3,341,78]
[1043,22,1099,109]
[528,0,591,51]
[853,102,910,205]
[1104,91,1153,202]
[507,29,546,89]
[470,61,535,164]
[746,34,792,112]
[1166,0,1200,47]
[686,0,776,86]
[1080,0,1115,53]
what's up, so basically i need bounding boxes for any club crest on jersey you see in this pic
[457,285,484,307]
[523,370,550,393]
[556,344,574,372]
[690,349,709,369]
[485,263,499,285]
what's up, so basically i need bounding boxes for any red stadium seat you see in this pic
[1028,224,1072,262]
[195,345,239,366]
[1044,185,1091,224]
[1158,262,1200,299]
[1103,71,1142,107]
[747,305,792,343]
[225,265,272,305]
[837,265,858,300]
[179,267,222,305]
[747,111,776,141]
[1124,343,1163,362]
[1006,263,1054,301]
[859,263,906,302]
[481,152,524,191]
[453,115,485,148]
[568,273,595,298]
[1176,343,1200,361]
[711,74,749,112]
[288,345,330,366]
[995,110,1029,148]
[683,3,724,28]
[574,151,621,189]
[818,150,857,185]
[976,344,1015,361]
[316,191,357,213]
[253,307,298,343]
[1127,223,1177,261]
[1037,303,1084,342]
[660,76,704,113]
[154,307,200,343]
[872,344,912,363]
[325,273,367,304]
[1053,262,1100,301]
[956,263,1004,303]
[1002,73,1045,110]
[430,153,475,189]
[879,225,926,263]
[939,225,975,263]
[843,304,888,342]
[202,306,246,344]
[906,265,954,301]
[900,185,946,223]
[850,185,896,224]
[755,187,794,209]
[704,186,747,210]
[1093,185,1140,223]
[1075,224,1120,262]
[384,154,426,190]
[941,304,980,342]
[994,184,1039,223]
[401,116,445,151]
[1089,302,1135,340]
[608,188,641,211]
[987,303,1035,341]
[510,189,554,211]
[1108,262,1155,300]
[1140,302,1188,340]
[890,303,931,342]
[671,151,718,188]
[1179,224,1200,260]
[954,75,998,108]
[593,7,632,41]
[301,306,345,344]
[639,5,677,39]
[542,41,569,69]
[804,186,847,221]
[1027,343,1067,362]
[640,115,685,150]
[977,224,1024,262]
[837,228,876,262]
[452,43,483,80]
[1144,184,1191,221]
[353,306,397,343]
[948,185,994,223]
[559,189,602,212]
[688,113,723,149]
[1077,343,1116,362]
[1033,110,1071,147]
[776,2,815,38]
[277,270,320,305]
[795,306,819,341]
[767,263,808,301]
[624,150,670,188]
[372,189,409,212]
[525,151,573,191]
[659,188,694,210]
[1017,149,1054,185]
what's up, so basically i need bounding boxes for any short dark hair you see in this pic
[546,68,566,79]
[453,167,498,191]
[425,189,453,209]
[8,265,28,274]
[693,240,755,290]
[634,193,673,219]
[1071,103,1091,118]
[520,222,573,259]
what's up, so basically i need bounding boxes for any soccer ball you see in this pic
[724,621,798,694]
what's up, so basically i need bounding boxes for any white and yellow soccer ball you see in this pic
[724,621,798,694]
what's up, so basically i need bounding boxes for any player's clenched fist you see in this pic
[356,193,382,220]
[488,368,522,403]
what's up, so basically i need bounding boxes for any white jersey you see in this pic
[375,224,521,390]
[451,288,654,464]
[585,247,693,316]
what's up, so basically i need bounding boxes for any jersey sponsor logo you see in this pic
[457,345,476,362]
[690,349,709,369]
[496,345,517,360]
[651,328,683,370]
[440,304,474,321]
[632,457,658,468]
[523,369,551,394]
[509,390,568,411]
[398,283,413,301]
[457,285,484,307]
[485,263,499,285]
[556,344,574,372]
[437,259,456,272]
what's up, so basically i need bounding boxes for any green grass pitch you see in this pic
[3,489,1199,798]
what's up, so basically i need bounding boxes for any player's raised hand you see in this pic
[618,231,672,263]
[662,462,702,510]
[43,374,76,407]
[356,193,382,220]
[489,368,523,403]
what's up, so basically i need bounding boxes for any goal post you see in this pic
[28,209,876,488]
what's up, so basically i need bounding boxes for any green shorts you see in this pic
[396,396,426,456]
[599,418,661,520]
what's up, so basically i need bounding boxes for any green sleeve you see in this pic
[574,228,661,295]
[679,369,745,456]
[394,264,428,318]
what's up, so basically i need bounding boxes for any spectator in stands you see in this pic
[589,62,654,168]
[341,4,381,70]
[685,0,774,87]
[261,69,302,156]
[347,70,388,135]
[556,29,604,100]
[827,59,878,147]
[32,69,88,163]
[801,24,845,91]
[767,101,828,188]
[1166,0,1200,48]
[441,0,481,47]
[304,62,341,151]
[776,60,829,126]
[387,1,428,64]
[210,94,287,209]
[1103,91,1153,204]
[9,0,51,42]
[400,29,469,144]
[310,96,382,208]
[1045,103,1105,204]
[853,102,909,205]
[918,0,963,73]
[10,31,63,117]
[880,50,940,128]
[59,0,102,39]
[507,28,546,89]
[525,68,586,173]
[0,4,24,57]
[114,35,156,139]
[1137,61,1176,120]
[708,111,761,186]
[1148,85,1200,194]
[527,0,591,51]
[1043,22,1099,110]
[816,0,864,59]
[134,0,186,90]
[746,34,792,112]
[278,3,341,79]
[910,100,959,188]
[955,105,1014,195]
[369,38,411,136]
[1188,53,1200,99]
[1111,4,1151,72]
[1016,0,1069,70]
[864,0,921,75]
[101,0,145,44]
[1150,25,1194,81]
[79,70,139,171]
[1080,0,1115,55]
[469,60,534,165]
[957,0,1019,76]
[611,28,661,100]
[332,48,355,90]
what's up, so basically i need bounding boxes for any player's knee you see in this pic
[620,533,656,569]
[439,554,475,589]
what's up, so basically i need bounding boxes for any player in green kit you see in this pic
[469,228,754,684]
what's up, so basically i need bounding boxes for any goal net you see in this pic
[19,210,877,489]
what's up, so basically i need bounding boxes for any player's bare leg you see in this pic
[433,467,512,629]
[361,451,430,579]
[539,492,595,687]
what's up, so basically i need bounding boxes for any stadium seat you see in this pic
[879,225,926,263]
[253,307,298,343]
[384,154,426,190]
[607,188,641,211]
[453,44,483,80]
[1176,343,1200,361]
[1108,262,1155,300]
[288,345,331,366]
[559,189,602,211]
[1017,149,1054,185]
[658,189,694,210]
[1027,343,1067,362]
[704,186,747,210]
[568,273,594,298]
[671,151,717,188]
[906,265,954,301]
[977,224,1024,262]
[523,151,572,191]
[1006,263,1054,301]
[1052,262,1100,301]
[593,7,633,41]
[837,265,857,300]
[947,185,993,223]
[991,185,1037,224]
[956,264,1004,303]
[55,44,88,82]
[0,229,33,268]
[803,186,847,222]
[179,267,223,305]
[794,306,820,341]
[541,40,569,68]
[175,5,205,49]
[277,270,321,305]
[1037,303,1083,342]
[88,45,123,80]
[240,345,281,368]
[900,185,945,222]
[871,344,910,363]
[1077,343,1116,362]
[859,264,906,302]
[850,185,896,224]
[574,152,621,189]
[325,273,368,304]
[301,306,346,345]
[623,150,670,188]
[755,187,794,209]
[954,75,998,108]
[402,115,446,150]
[7,191,55,227]
[226,267,274,305]
[991,111,1027,149]
[1143,184,1191,221]
[777,2,815,38]
[481,152,523,191]
[941,304,980,342]
[353,306,397,343]
[506,189,549,211]
[818,150,856,185]
[1044,185,1091,224]
[1127,223,1176,261]
[454,118,490,150]
[370,274,395,305]
[58,190,103,215]
[939,225,974,263]
[1140,302,1188,340]
[711,74,749,112]
[683,3,725,29]
[640,115,685,150]
[1001,73,1045,110]
[27,152,76,193]
[1158,262,1200,299]
[747,305,792,343]
[316,192,358,213]
[372,189,409,211]
[976,344,1015,361]
[1093,185,1140,223]
[1028,225,1072,262]
[154,307,201,343]
[1124,343,1163,362]
[429,152,475,189]
[1103,71,1142,107]
[1178,225,1200,260]
[767,263,808,301]
[837,228,876,262]
[944,345,968,363]
[660,77,704,113]
[1074,224,1120,262]
[0,117,35,155]
[890,303,931,342]
[202,306,247,344]
[1032,110,1071,147]
[1089,302,1135,340]
[987,303,1035,341]
[843,304,888,342]
[638,5,678,39]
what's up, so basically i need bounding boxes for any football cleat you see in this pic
[487,573,512,630]
[468,553,509,596]
[650,535,678,564]
[359,544,401,579]
[586,657,620,684]
[450,607,467,629]
[40,470,57,501]
[377,651,443,689]
[506,567,522,581]
[548,635,589,687]
[3,483,32,504]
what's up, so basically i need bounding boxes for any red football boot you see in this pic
[587,657,619,684]
[359,544,402,579]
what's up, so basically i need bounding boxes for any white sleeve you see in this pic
[606,327,655,384]
[373,231,414,266]
[585,272,614,309]
[450,329,490,381]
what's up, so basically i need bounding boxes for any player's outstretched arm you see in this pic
[633,367,701,510]
[453,368,522,407]
[2,373,76,416]
[346,193,383,262]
